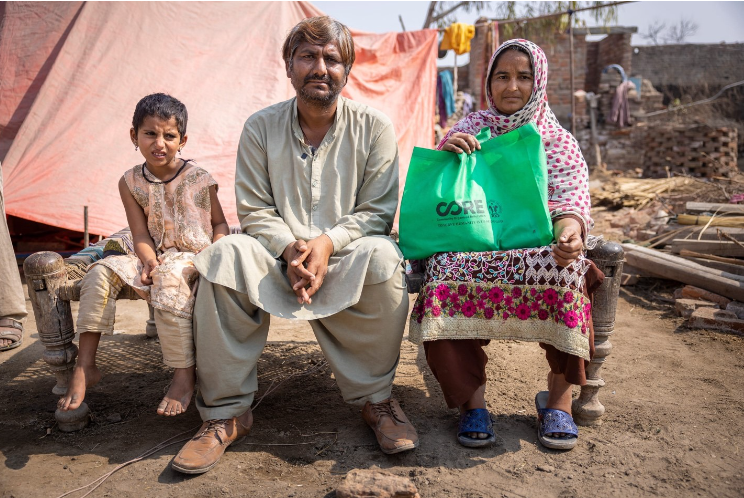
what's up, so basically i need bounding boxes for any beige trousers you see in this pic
[193,261,409,421]
[0,164,27,324]
[77,264,195,368]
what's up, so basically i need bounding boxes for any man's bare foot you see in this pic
[58,364,101,411]
[157,365,196,416]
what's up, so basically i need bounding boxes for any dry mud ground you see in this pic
[1,280,743,498]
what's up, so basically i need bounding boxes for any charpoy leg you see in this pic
[573,242,623,426]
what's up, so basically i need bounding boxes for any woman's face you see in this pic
[489,50,534,116]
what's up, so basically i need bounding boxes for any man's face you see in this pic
[288,41,347,107]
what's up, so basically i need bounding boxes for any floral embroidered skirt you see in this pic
[409,246,594,361]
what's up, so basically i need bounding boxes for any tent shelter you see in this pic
[0,1,437,236]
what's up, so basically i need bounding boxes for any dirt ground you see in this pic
[2,269,744,497]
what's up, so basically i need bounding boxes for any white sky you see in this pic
[315,1,744,66]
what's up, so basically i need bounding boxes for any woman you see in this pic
[409,39,603,450]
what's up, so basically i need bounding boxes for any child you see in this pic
[58,93,229,416]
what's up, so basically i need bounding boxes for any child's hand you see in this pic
[140,258,159,285]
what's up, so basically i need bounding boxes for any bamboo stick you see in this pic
[677,214,744,228]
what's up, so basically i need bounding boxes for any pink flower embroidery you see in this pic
[504,296,513,306]
[502,312,510,320]
[449,308,456,317]
[435,284,450,300]
[425,298,433,308]
[563,310,579,328]
[432,305,441,317]
[488,287,504,304]
[538,309,549,320]
[458,284,468,296]
[484,307,494,319]
[462,301,477,317]
[543,288,559,305]
[476,299,486,310]
[563,291,574,303]
[530,288,537,296]
[516,304,531,320]
[512,287,522,298]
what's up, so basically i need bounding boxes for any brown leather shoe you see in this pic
[171,417,250,474]
[362,398,419,455]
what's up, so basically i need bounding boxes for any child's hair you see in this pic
[132,93,188,138]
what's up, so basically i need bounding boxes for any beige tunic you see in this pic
[193,97,403,320]
[98,163,217,318]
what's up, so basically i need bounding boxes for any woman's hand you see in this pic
[552,217,583,267]
[441,132,481,154]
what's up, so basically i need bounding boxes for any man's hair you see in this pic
[282,16,355,76]
[132,93,188,138]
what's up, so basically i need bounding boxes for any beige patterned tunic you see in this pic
[97,162,217,318]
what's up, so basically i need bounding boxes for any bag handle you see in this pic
[457,127,492,162]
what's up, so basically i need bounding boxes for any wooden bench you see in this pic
[24,232,623,432]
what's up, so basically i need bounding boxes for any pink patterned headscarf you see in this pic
[438,38,593,234]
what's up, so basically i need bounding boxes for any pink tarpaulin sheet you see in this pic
[0,2,437,235]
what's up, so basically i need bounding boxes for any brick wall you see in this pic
[585,33,633,93]
[631,43,744,88]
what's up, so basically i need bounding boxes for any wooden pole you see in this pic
[83,206,89,248]
[621,244,744,301]
[453,53,458,97]
[569,10,575,134]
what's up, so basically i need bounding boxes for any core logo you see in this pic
[436,200,486,217]
[487,201,502,218]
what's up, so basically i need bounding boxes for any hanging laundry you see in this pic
[610,80,635,128]
[440,23,476,55]
[461,92,473,116]
[437,70,455,127]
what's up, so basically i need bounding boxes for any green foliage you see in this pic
[425,1,618,40]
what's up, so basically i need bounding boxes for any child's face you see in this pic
[130,115,187,169]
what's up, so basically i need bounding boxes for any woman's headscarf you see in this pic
[438,38,593,235]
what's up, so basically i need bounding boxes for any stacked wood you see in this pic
[621,243,744,301]
[643,125,738,179]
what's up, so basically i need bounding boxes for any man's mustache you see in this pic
[304,74,332,84]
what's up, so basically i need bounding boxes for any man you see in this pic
[171,16,417,474]
[0,161,27,353]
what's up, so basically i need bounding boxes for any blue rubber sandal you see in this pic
[457,408,496,448]
[535,391,578,450]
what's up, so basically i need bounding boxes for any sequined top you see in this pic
[124,162,217,254]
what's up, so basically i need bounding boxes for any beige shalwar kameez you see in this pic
[193,97,408,420]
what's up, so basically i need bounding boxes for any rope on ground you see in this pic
[53,424,200,498]
[53,357,330,498]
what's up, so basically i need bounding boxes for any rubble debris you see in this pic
[674,298,719,319]
[336,469,421,498]
[688,307,744,335]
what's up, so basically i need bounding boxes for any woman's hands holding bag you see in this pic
[552,217,583,267]
[441,132,482,154]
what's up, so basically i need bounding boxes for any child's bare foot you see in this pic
[157,365,195,416]
[58,364,101,411]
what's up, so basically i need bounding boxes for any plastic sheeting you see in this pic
[0,2,437,235]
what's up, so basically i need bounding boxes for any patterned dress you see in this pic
[411,39,600,368]
[97,162,217,319]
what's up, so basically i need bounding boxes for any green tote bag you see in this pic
[399,123,553,260]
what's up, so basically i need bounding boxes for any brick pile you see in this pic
[643,125,739,178]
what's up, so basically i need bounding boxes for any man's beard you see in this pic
[294,72,343,108]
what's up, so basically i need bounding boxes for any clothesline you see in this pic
[434,0,634,32]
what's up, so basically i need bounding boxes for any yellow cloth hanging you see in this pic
[440,23,476,55]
